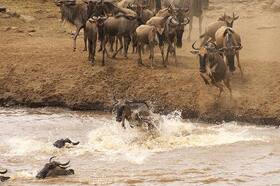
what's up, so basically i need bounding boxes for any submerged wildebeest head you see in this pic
[0,169,10,182]
[36,156,74,179]
[53,138,80,148]
[218,12,239,28]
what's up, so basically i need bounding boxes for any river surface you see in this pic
[0,107,280,186]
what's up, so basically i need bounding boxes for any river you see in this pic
[0,107,280,186]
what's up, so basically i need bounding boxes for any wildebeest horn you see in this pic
[49,156,56,163]
[71,141,80,145]
[233,12,239,20]
[192,41,200,50]
[58,160,70,166]
[0,169,7,174]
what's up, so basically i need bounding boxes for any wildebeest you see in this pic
[136,24,161,67]
[36,156,74,179]
[54,0,91,52]
[200,13,239,46]
[0,169,10,182]
[99,15,140,65]
[85,16,107,64]
[113,99,159,130]
[191,41,232,97]
[215,26,243,76]
[53,138,80,148]
[163,0,205,41]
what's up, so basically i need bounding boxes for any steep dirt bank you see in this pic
[0,0,280,125]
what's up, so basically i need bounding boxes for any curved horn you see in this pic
[0,169,7,174]
[192,41,200,50]
[71,141,80,145]
[58,160,70,166]
[49,156,56,163]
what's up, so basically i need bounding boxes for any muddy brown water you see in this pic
[1,107,280,186]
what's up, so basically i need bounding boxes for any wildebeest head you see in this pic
[0,169,10,182]
[219,28,242,72]
[174,8,189,48]
[218,12,239,27]
[113,100,132,123]
[36,156,74,179]
[191,41,218,73]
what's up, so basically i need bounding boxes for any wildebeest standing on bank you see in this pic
[164,0,205,40]
[99,15,140,66]
[86,16,107,64]
[0,169,10,182]
[191,41,232,97]
[136,24,159,67]
[215,26,243,77]
[36,156,74,179]
[54,0,90,52]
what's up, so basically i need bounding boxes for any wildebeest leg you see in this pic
[159,45,166,67]
[224,78,232,98]
[92,39,96,64]
[73,26,82,52]
[214,82,224,97]
[102,37,109,66]
[83,28,87,52]
[165,43,171,65]
[88,40,92,63]
[200,73,210,85]
[187,16,193,41]
[109,36,115,52]
[112,36,123,58]
[236,51,243,78]
[137,42,144,66]
[124,36,131,58]
[149,43,154,68]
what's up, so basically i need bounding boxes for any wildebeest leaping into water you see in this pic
[113,99,161,131]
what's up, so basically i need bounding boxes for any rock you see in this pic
[20,15,35,23]
[0,4,6,12]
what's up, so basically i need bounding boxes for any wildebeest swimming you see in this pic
[0,169,10,182]
[53,138,80,148]
[36,156,74,179]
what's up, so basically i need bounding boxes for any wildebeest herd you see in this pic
[0,0,244,182]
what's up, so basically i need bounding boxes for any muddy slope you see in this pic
[0,0,280,125]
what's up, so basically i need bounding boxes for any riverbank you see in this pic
[1,0,280,125]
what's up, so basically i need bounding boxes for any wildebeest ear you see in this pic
[233,16,239,20]
[190,51,199,55]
